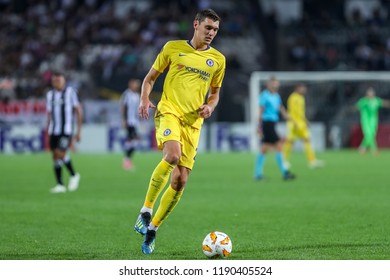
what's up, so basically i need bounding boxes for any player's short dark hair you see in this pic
[52,69,65,76]
[195,9,221,23]
[295,82,305,89]
[269,76,277,82]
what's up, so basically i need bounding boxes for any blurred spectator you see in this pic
[0,0,256,101]
[0,78,15,101]
[1,0,390,114]
[285,0,389,72]
[347,7,365,27]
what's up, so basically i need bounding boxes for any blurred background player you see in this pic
[120,79,141,170]
[134,9,225,254]
[46,71,82,193]
[283,83,324,169]
[254,76,295,181]
[355,87,390,155]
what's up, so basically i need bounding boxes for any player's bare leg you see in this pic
[302,138,324,169]
[50,149,66,193]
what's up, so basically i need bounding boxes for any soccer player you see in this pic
[254,76,295,181]
[120,79,141,170]
[46,71,82,193]
[355,87,390,154]
[283,83,324,168]
[134,9,225,254]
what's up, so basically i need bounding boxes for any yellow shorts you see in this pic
[286,121,310,141]
[155,112,201,170]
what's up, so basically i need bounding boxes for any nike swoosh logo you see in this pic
[179,53,186,56]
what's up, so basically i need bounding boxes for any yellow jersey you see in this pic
[287,92,306,123]
[152,40,226,128]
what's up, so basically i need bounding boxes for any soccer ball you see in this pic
[202,231,232,258]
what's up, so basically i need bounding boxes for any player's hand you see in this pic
[257,126,263,137]
[198,104,213,119]
[139,98,156,119]
[292,119,299,129]
[74,132,81,142]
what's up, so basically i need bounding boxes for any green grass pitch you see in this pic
[0,150,389,260]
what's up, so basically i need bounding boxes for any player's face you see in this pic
[194,17,219,45]
[299,85,307,94]
[268,80,280,92]
[366,88,375,98]
[129,80,140,92]
[51,75,65,90]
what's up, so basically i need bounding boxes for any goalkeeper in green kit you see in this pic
[356,87,390,154]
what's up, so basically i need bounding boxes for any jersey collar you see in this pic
[187,40,210,51]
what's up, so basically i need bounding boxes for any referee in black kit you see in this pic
[45,70,82,193]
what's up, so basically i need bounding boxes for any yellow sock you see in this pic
[152,185,183,227]
[143,159,175,209]
[304,142,316,162]
[283,141,293,161]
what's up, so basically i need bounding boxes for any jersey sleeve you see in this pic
[70,88,80,108]
[152,42,171,73]
[211,56,226,88]
[378,97,383,107]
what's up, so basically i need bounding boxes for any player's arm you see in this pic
[305,115,310,125]
[280,105,299,129]
[199,86,220,119]
[121,105,127,128]
[351,103,359,111]
[45,93,51,135]
[74,104,83,142]
[353,99,364,112]
[303,108,309,126]
[46,112,51,134]
[120,97,127,128]
[257,106,264,136]
[382,99,390,108]
[139,68,159,119]
[280,105,292,121]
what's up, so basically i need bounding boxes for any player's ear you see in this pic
[193,19,199,29]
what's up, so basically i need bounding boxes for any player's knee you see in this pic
[53,150,65,160]
[164,153,180,165]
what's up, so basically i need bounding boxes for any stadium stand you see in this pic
[0,0,389,128]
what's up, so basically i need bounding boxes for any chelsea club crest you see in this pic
[206,59,214,67]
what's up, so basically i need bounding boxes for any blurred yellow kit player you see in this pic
[283,83,324,169]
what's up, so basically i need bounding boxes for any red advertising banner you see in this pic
[350,123,390,148]
[0,100,47,124]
